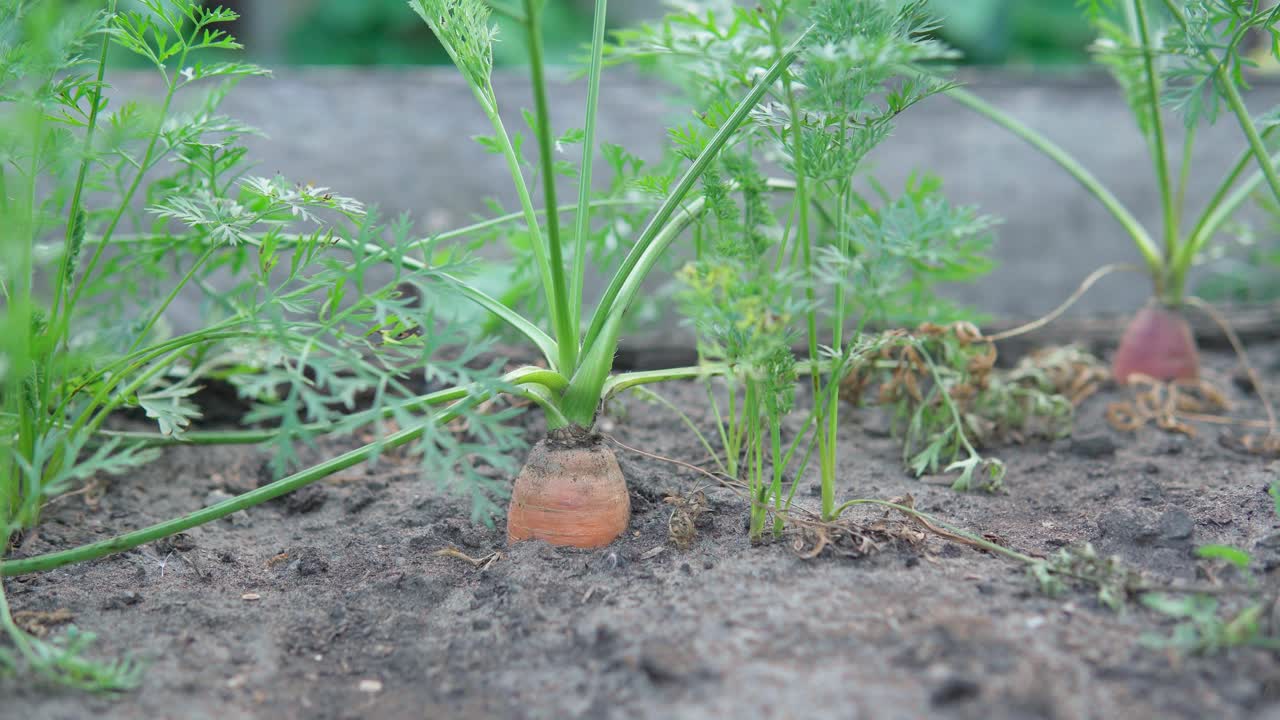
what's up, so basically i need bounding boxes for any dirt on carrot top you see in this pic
[5,340,1280,720]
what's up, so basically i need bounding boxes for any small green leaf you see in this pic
[557,127,585,145]
[909,434,946,476]
[472,134,504,154]
[1195,544,1252,570]
[1141,592,1209,619]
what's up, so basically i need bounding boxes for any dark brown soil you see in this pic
[5,342,1280,720]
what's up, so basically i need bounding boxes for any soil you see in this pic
[5,340,1280,720]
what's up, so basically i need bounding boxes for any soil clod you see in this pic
[344,486,378,514]
[931,676,982,706]
[1070,434,1118,459]
[294,549,330,577]
[282,485,328,514]
[636,640,710,685]
[101,592,142,610]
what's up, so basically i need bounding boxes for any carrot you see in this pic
[506,429,630,548]
[1112,304,1200,384]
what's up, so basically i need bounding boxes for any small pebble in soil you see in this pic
[295,551,329,577]
[930,676,981,706]
[1256,531,1280,551]
[427,517,490,549]
[1097,507,1195,547]
[1256,533,1280,572]
[1069,434,1117,459]
[863,418,893,438]
[636,640,709,685]
[1157,508,1194,543]
[1232,369,1255,394]
[101,591,142,610]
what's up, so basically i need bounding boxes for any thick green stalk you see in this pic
[601,355,839,402]
[579,40,807,355]
[767,393,785,537]
[11,93,64,526]
[567,50,806,425]
[821,360,847,516]
[745,381,765,539]
[1131,0,1178,262]
[943,86,1162,276]
[436,272,558,363]
[570,0,609,338]
[819,182,852,520]
[515,383,570,427]
[0,399,476,577]
[771,21,825,517]
[412,2,552,324]
[6,117,39,528]
[482,109,562,361]
[601,362,731,399]
[559,193,706,425]
[522,0,576,372]
[1218,68,1280,203]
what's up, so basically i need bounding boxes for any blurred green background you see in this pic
[116,0,1093,67]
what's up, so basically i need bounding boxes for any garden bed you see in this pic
[6,338,1280,720]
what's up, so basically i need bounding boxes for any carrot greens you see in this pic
[945,0,1280,309]
[1,0,1004,685]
